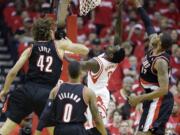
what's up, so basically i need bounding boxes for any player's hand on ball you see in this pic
[128,95,141,107]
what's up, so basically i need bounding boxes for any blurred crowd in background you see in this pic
[0,0,179,134]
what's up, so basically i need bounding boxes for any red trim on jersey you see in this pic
[151,56,169,75]
[89,57,103,83]
[150,97,163,128]
[96,96,107,117]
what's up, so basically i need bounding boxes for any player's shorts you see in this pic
[54,123,87,135]
[138,91,174,135]
[6,82,52,124]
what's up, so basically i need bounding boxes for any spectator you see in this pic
[88,38,103,58]
[107,109,122,135]
[170,46,180,83]
[174,79,180,104]
[92,0,116,35]
[107,100,117,123]
[166,101,180,134]
[112,76,134,108]
[171,30,179,44]
[119,120,133,135]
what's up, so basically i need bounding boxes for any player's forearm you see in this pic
[136,7,156,35]
[2,70,17,94]
[92,110,107,135]
[114,0,123,45]
[140,88,168,101]
[94,120,107,135]
[57,0,70,27]
[72,43,89,56]
[114,14,121,45]
[64,54,76,63]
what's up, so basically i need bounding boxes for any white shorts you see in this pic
[85,87,110,128]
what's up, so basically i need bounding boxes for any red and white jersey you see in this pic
[87,54,117,92]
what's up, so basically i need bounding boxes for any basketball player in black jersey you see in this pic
[128,0,174,135]
[0,4,89,135]
[34,61,107,135]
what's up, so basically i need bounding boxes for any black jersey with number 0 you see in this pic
[26,41,63,87]
[140,50,170,91]
[54,83,87,124]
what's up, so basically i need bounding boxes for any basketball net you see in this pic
[79,0,101,16]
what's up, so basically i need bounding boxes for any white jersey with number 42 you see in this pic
[87,53,117,92]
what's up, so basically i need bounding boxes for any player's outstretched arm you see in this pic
[64,53,100,73]
[55,38,89,56]
[35,86,59,134]
[133,0,156,36]
[128,58,169,106]
[0,47,32,99]
[80,59,100,73]
[85,88,107,135]
[114,0,124,46]
[57,0,71,28]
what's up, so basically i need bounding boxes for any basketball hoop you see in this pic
[79,0,101,16]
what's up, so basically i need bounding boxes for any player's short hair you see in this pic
[111,48,125,63]
[32,18,55,41]
[68,61,81,79]
[160,32,172,50]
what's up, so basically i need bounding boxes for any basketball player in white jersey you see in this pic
[65,45,125,128]
[83,45,125,123]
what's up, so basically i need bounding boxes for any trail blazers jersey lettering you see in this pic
[54,83,87,124]
[26,41,63,87]
[140,50,170,91]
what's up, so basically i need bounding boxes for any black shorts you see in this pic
[138,92,174,135]
[6,82,52,124]
[54,123,87,135]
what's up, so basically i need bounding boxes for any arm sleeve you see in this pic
[137,7,156,35]
[37,99,55,131]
